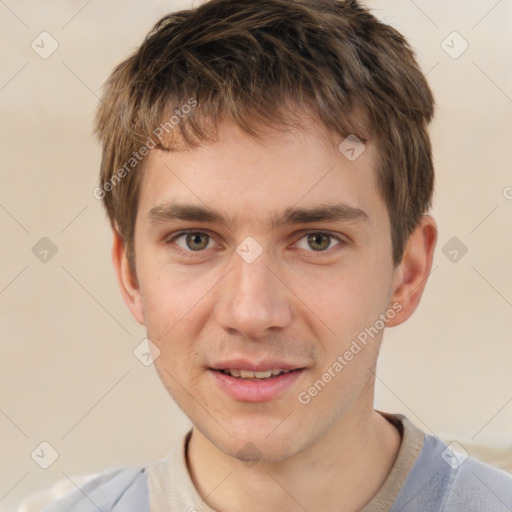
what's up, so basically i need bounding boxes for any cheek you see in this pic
[149,311,206,404]
[138,258,218,339]
[294,262,388,340]
[137,263,222,392]
[296,267,390,410]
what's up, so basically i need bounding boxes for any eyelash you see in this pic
[166,229,348,259]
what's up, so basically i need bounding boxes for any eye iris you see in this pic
[308,233,330,251]
[186,233,208,251]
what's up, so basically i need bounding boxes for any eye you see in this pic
[173,231,214,251]
[295,232,342,252]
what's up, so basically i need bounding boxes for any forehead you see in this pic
[137,119,383,227]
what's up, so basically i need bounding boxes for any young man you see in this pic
[43,0,512,510]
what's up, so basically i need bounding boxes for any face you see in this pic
[121,118,405,462]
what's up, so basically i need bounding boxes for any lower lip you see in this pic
[209,369,305,403]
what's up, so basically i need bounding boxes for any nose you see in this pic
[215,252,293,339]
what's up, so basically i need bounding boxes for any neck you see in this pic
[187,408,401,512]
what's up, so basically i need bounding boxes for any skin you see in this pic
[113,117,437,512]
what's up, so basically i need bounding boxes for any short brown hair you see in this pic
[95,0,434,268]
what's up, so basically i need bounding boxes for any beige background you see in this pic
[1,0,511,510]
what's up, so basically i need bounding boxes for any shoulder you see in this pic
[444,452,512,511]
[40,466,149,512]
[405,432,512,511]
[387,415,512,511]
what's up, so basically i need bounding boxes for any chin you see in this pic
[205,418,309,465]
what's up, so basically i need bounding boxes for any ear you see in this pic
[111,230,145,326]
[386,215,437,327]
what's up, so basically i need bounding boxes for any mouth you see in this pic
[215,368,296,380]
[208,365,306,402]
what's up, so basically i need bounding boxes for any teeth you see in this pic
[222,369,291,379]
[254,370,272,378]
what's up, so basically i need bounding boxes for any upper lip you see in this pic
[209,359,305,372]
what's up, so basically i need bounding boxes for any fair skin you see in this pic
[113,117,437,512]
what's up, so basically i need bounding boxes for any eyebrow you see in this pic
[147,202,368,230]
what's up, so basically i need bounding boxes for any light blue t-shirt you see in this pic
[40,414,512,511]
